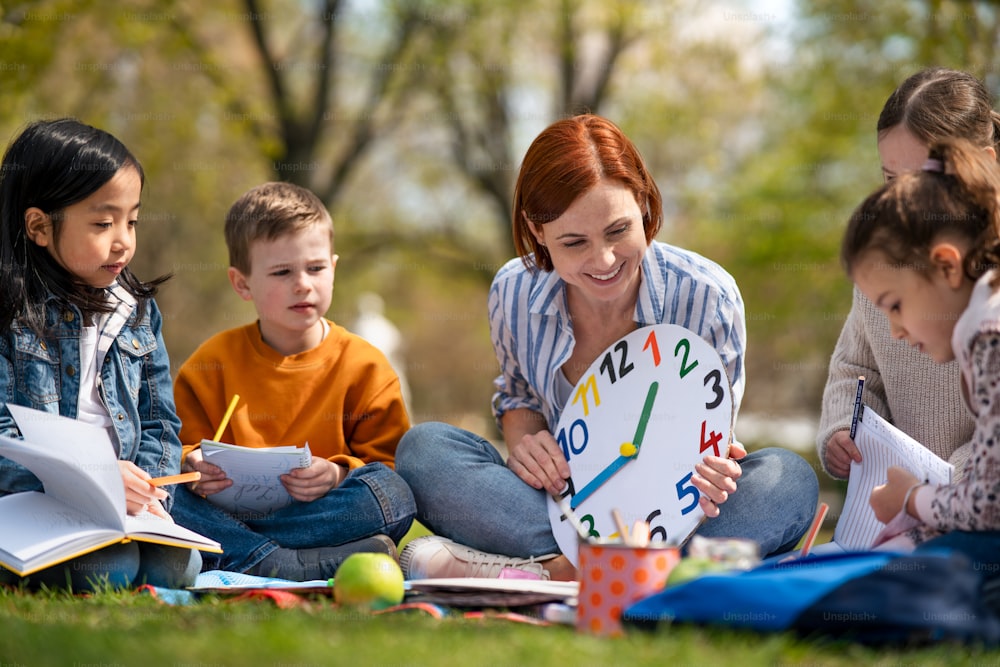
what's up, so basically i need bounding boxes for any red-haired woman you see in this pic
[396,115,818,581]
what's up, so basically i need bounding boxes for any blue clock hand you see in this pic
[570,451,632,510]
[569,382,659,510]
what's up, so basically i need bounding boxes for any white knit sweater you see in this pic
[816,287,974,479]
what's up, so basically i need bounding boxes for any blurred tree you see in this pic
[402,0,647,232]
[168,0,436,204]
[0,0,271,376]
[4,0,999,434]
[694,0,1000,416]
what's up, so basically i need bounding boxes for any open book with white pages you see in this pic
[0,404,221,576]
[809,404,953,555]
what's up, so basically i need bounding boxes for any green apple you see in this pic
[333,552,405,610]
[666,557,727,587]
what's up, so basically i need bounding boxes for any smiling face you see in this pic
[25,165,141,288]
[851,246,972,363]
[529,179,648,310]
[228,223,337,356]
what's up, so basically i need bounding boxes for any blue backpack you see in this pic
[622,550,1000,646]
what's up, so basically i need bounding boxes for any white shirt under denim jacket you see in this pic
[0,283,183,509]
[488,240,747,432]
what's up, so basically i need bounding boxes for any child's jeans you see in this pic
[0,542,201,591]
[170,462,415,572]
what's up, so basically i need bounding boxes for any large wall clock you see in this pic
[546,323,734,565]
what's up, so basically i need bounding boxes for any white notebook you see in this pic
[200,439,312,515]
[830,404,953,551]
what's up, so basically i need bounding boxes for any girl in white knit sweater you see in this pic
[841,139,1000,551]
[820,68,1000,481]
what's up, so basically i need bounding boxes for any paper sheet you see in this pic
[201,440,312,515]
[832,405,953,551]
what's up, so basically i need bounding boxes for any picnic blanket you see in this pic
[138,570,577,624]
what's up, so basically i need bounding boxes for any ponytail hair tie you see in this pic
[922,158,944,173]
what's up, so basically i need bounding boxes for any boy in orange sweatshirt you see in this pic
[171,182,415,580]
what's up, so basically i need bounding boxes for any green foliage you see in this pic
[1,0,999,426]
[670,0,1000,414]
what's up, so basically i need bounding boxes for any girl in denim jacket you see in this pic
[0,118,200,590]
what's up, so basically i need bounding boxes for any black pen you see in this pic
[849,375,865,440]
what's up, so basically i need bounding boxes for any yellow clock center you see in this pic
[619,442,637,457]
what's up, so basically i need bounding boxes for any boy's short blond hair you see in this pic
[224,182,334,274]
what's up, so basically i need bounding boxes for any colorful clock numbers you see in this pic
[545,323,734,565]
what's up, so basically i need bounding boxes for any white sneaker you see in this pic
[400,535,552,580]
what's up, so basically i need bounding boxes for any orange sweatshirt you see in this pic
[174,320,409,470]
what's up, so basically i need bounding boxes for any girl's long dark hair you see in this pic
[0,118,169,336]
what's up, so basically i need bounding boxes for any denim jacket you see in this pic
[0,285,183,510]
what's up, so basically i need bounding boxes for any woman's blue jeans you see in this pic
[395,422,818,559]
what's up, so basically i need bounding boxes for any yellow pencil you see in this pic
[149,471,201,487]
[213,394,240,442]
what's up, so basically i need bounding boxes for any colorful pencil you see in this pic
[149,471,201,487]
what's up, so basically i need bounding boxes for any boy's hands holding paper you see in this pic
[181,448,233,497]
[183,447,346,502]
[118,461,170,519]
[281,457,348,502]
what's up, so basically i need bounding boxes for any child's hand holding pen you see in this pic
[118,460,170,518]
[825,430,863,478]
[826,375,865,478]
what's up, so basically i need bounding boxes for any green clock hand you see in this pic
[629,380,658,455]
[569,381,658,510]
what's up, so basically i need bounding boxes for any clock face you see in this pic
[546,323,734,566]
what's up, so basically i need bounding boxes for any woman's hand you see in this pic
[870,465,920,523]
[182,448,232,498]
[691,441,747,518]
[507,430,571,496]
[281,457,347,502]
[824,429,862,478]
[118,460,168,516]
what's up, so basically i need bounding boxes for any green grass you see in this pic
[1,582,998,666]
[0,491,989,665]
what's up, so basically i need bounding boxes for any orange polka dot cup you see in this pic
[576,541,680,637]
